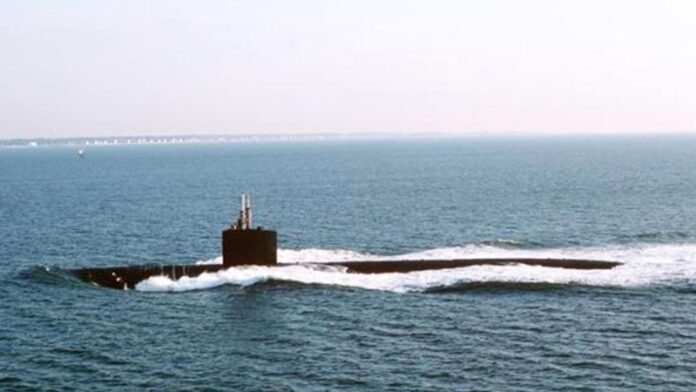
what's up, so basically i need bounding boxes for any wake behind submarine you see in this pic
[72,194,621,290]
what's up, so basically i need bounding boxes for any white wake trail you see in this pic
[137,244,696,292]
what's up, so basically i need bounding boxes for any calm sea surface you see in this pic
[2,136,696,391]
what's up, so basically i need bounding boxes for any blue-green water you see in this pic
[2,136,696,390]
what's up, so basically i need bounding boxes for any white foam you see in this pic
[136,243,696,293]
[192,249,374,266]
[195,256,223,265]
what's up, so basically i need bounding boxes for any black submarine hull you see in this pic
[71,194,621,290]
[71,258,621,290]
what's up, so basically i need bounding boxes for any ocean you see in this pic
[2,135,696,390]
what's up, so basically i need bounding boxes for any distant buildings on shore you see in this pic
[0,134,355,148]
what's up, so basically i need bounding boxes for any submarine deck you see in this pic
[72,258,621,290]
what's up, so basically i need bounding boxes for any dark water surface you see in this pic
[2,136,696,390]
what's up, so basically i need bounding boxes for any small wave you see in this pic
[477,239,546,249]
[21,265,87,288]
[137,243,696,293]
[615,231,690,243]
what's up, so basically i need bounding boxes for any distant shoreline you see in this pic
[1,131,693,148]
[0,133,408,148]
[0,132,505,148]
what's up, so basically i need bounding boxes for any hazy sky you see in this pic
[1,1,695,139]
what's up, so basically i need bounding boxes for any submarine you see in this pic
[72,194,621,290]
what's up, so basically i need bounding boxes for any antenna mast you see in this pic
[246,194,252,229]
[235,193,253,230]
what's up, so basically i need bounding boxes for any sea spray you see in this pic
[137,243,696,292]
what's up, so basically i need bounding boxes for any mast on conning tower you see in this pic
[223,193,277,266]
[234,193,253,230]
[246,193,252,229]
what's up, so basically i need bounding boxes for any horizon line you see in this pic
[2,130,696,147]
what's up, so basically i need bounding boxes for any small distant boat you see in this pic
[77,149,85,158]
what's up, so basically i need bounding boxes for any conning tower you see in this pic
[222,193,277,267]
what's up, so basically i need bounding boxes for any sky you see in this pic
[1,0,695,139]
